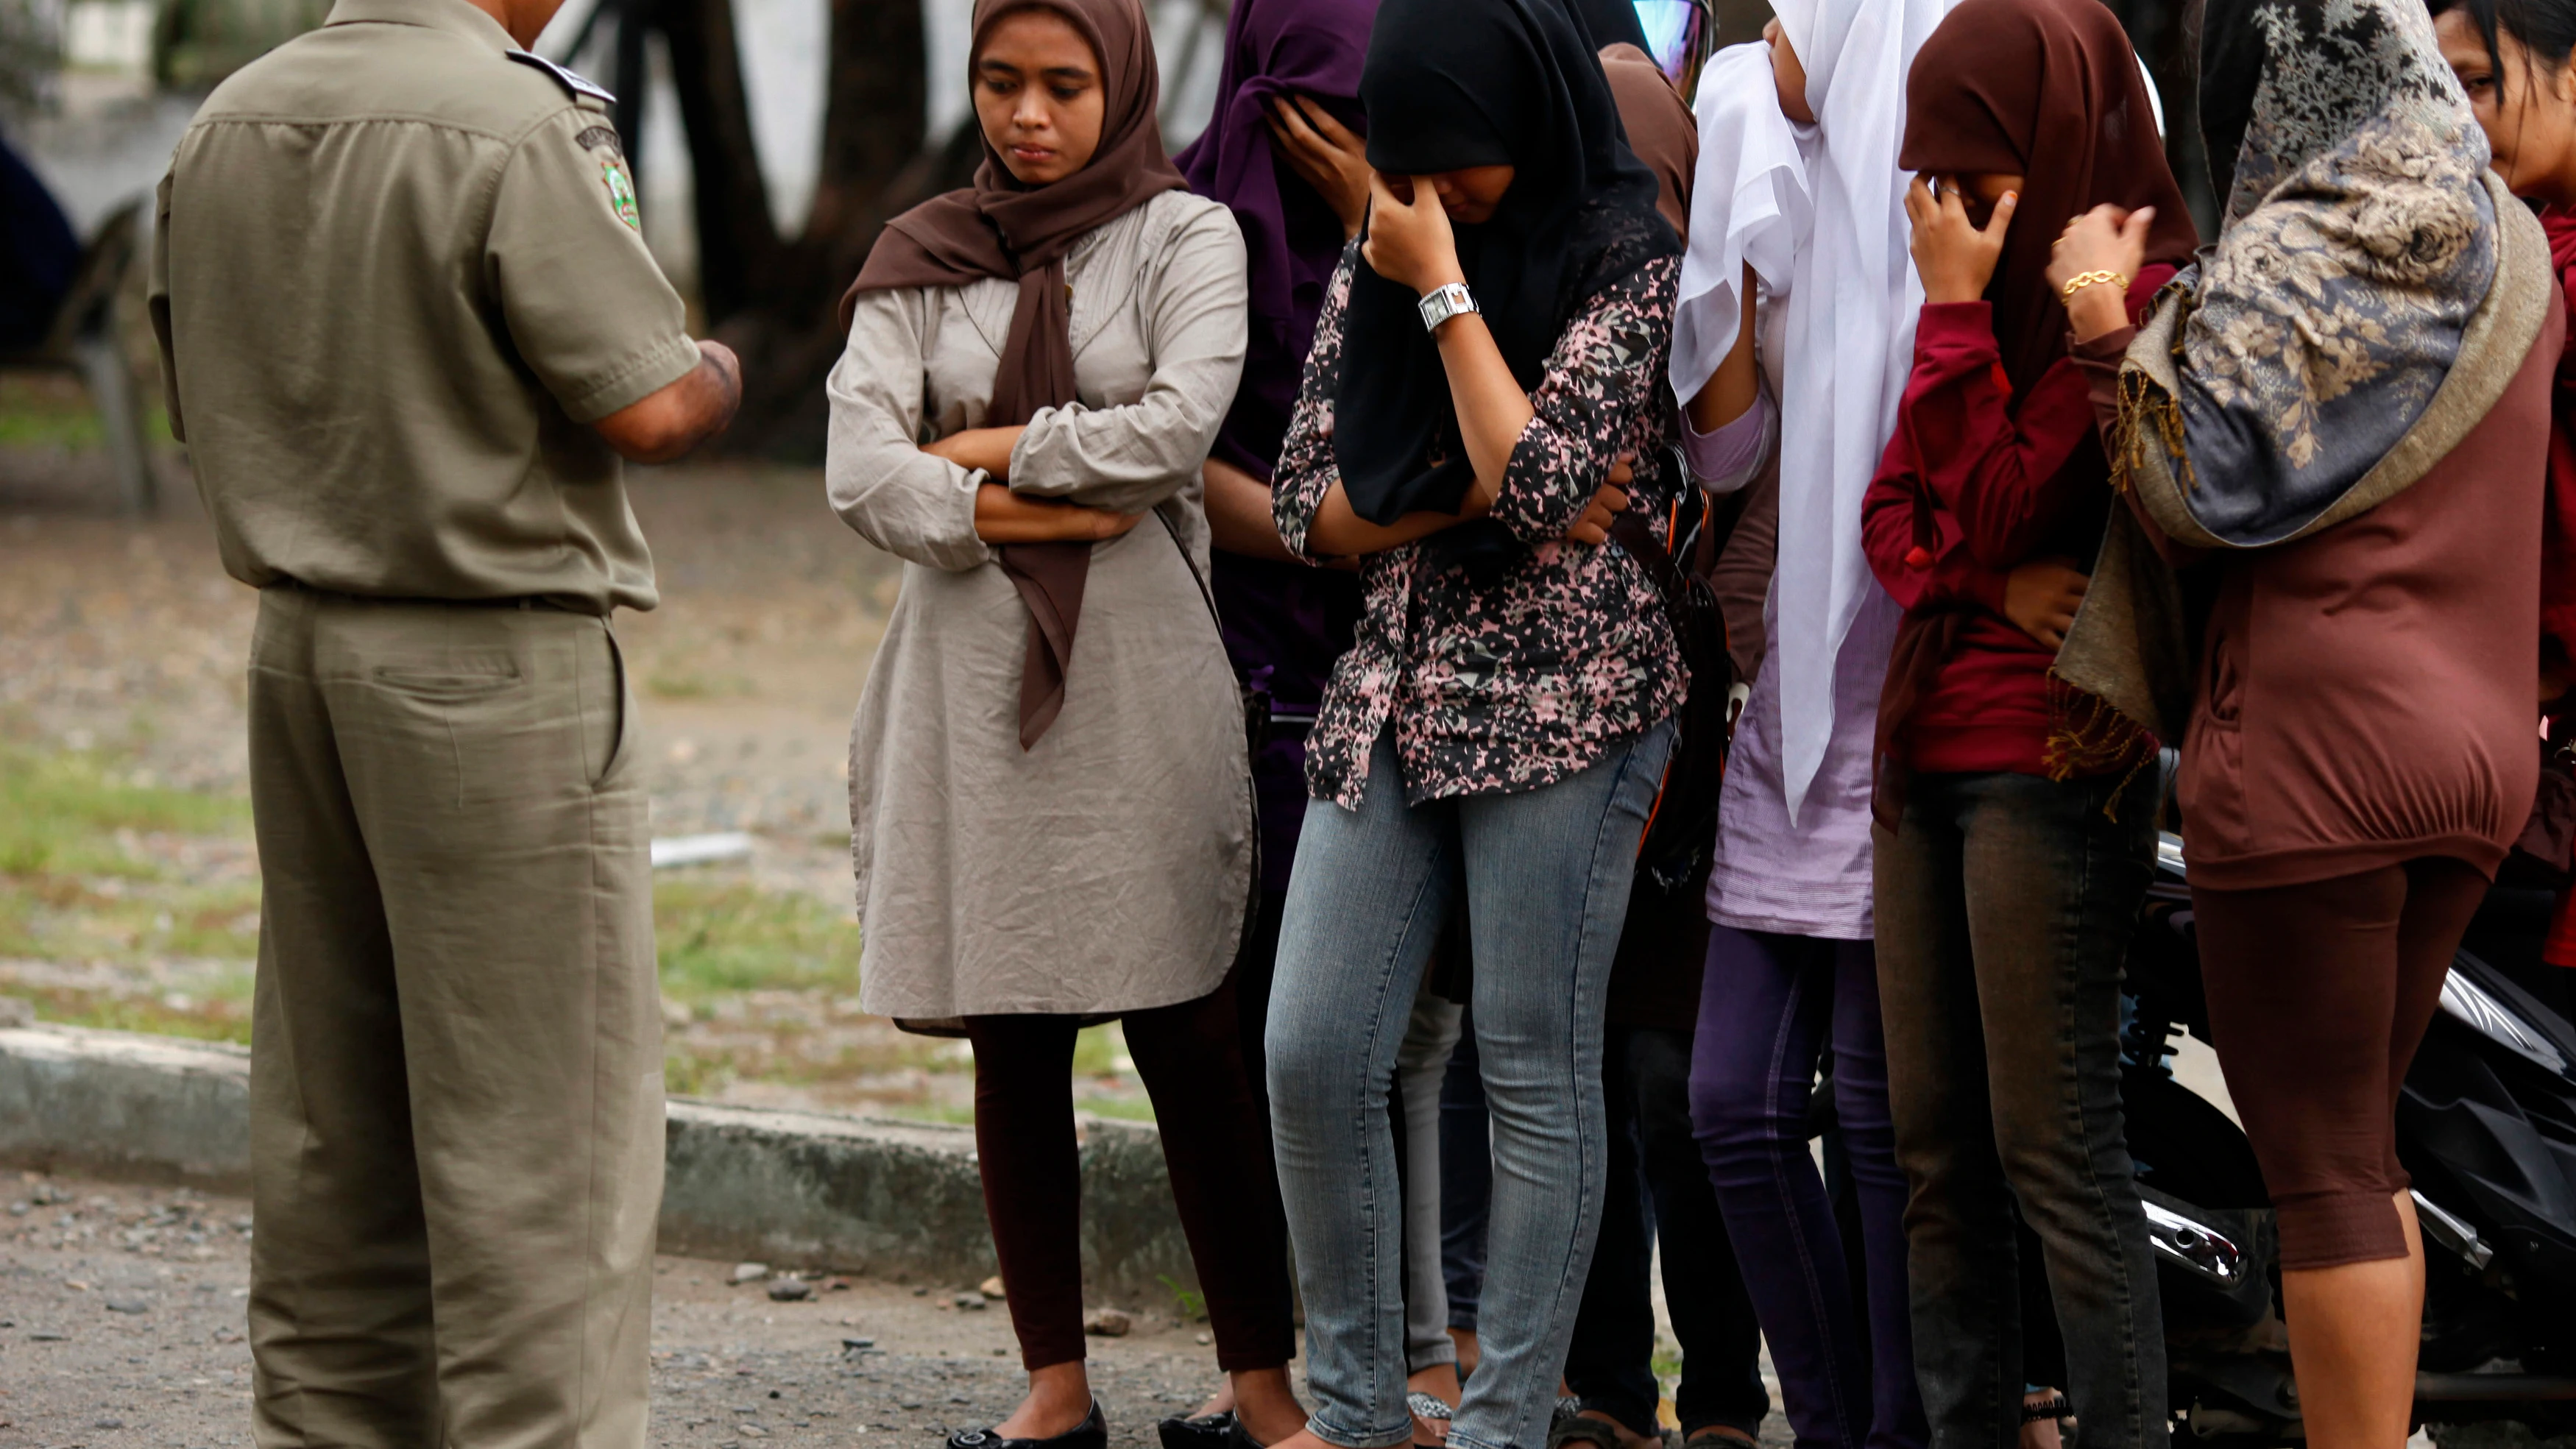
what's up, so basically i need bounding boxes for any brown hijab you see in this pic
[1873,0,2197,821]
[839,0,1185,748]
[1599,42,1697,242]
[1897,0,2194,395]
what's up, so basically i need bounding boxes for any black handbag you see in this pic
[1610,458,1738,899]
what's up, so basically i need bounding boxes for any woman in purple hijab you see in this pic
[1176,0,1374,875]
[1163,7,1384,1445]
[1173,0,1374,946]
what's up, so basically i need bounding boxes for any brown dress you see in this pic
[2075,305,2561,892]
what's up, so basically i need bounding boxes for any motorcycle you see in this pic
[2122,828,2576,1444]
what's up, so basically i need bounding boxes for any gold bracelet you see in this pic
[2059,269,2127,302]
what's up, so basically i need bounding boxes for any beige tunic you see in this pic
[827,189,1253,1021]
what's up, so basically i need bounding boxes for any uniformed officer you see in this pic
[146,0,739,1442]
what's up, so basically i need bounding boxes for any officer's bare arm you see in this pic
[592,339,742,464]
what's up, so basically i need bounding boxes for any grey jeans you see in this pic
[1397,989,1465,1370]
[1269,723,1674,1449]
[1872,769,2165,1449]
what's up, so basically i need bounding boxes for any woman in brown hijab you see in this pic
[1854,1,2196,1447]
[824,3,1300,1447]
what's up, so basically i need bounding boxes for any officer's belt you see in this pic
[272,578,586,613]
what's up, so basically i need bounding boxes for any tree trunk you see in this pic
[656,0,966,458]
[657,0,779,325]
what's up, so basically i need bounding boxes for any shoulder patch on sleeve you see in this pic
[506,50,617,104]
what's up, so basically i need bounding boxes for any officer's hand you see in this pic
[593,339,742,464]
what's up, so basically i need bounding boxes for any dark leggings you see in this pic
[2193,857,2488,1270]
[966,972,1297,1372]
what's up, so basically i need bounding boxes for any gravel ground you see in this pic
[0,1173,1245,1449]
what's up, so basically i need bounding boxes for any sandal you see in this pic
[1409,1392,1454,1449]
[1546,1414,1628,1449]
[2021,1394,2072,1425]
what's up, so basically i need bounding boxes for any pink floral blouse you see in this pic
[1272,247,1688,809]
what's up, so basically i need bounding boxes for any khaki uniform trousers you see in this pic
[244,585,662,1449]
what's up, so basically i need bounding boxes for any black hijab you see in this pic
[1334,0,1676,573]
[1565,0,1652,50]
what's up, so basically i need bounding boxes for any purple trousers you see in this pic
[1689,927,1925,1449]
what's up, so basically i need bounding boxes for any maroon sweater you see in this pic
[1861,271,2171,776]
[2073,301,2563,890]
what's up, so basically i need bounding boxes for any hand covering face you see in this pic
[839,0,1183,748]
[1175,0,1376,478]
[1330,0,1677,578]
[1900,0,2195,397]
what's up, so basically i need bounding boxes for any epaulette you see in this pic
[506,50,617,104]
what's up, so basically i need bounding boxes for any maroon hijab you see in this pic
[840,0,1185,748]
[1599,41,1696,243]
[1897,0,2194,395]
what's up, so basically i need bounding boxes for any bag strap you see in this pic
[1155,507,1229,640]
[1610,454,1702,616]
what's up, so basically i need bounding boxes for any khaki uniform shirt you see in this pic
[149,0,699,614]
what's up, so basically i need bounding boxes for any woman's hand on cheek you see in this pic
[2048,203,2157,344]
[2045,205,2150,294]
[1906,175,2015,306]
[1268,96,1373,240]
[1360,170,1465,296]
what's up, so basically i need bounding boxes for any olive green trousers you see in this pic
[244,586,662,1449]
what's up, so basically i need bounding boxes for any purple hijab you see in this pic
[1175,0,1375,478]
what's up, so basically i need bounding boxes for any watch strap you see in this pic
[1418,282,1478,333]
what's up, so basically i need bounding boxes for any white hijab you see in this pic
[1671,0,1954,827]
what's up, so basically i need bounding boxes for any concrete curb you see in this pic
[0,1024,1195,1303]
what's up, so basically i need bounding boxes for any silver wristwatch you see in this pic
[1417,282,1479,333]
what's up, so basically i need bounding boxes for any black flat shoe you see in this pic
[950,1400,1108,1449]
[1157,1410,1253,1449]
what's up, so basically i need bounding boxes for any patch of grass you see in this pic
[0,746,261,969]
[16,983,255,1044]
[1075,1095,1158,1123]
[654,879,863,1004]
[664,1049,733,1099]
[1158,1273,1208,1322]
[0,376,176,452]
[1070,1023,1126,1077]
[0,746,246,879]
[643,665,755,701]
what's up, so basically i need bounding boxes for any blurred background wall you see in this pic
[0,0,2210,459]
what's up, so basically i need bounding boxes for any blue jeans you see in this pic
[1691,930,1923,1449]
[1269,722,1676,1449]
[1872,770,2165,1449]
